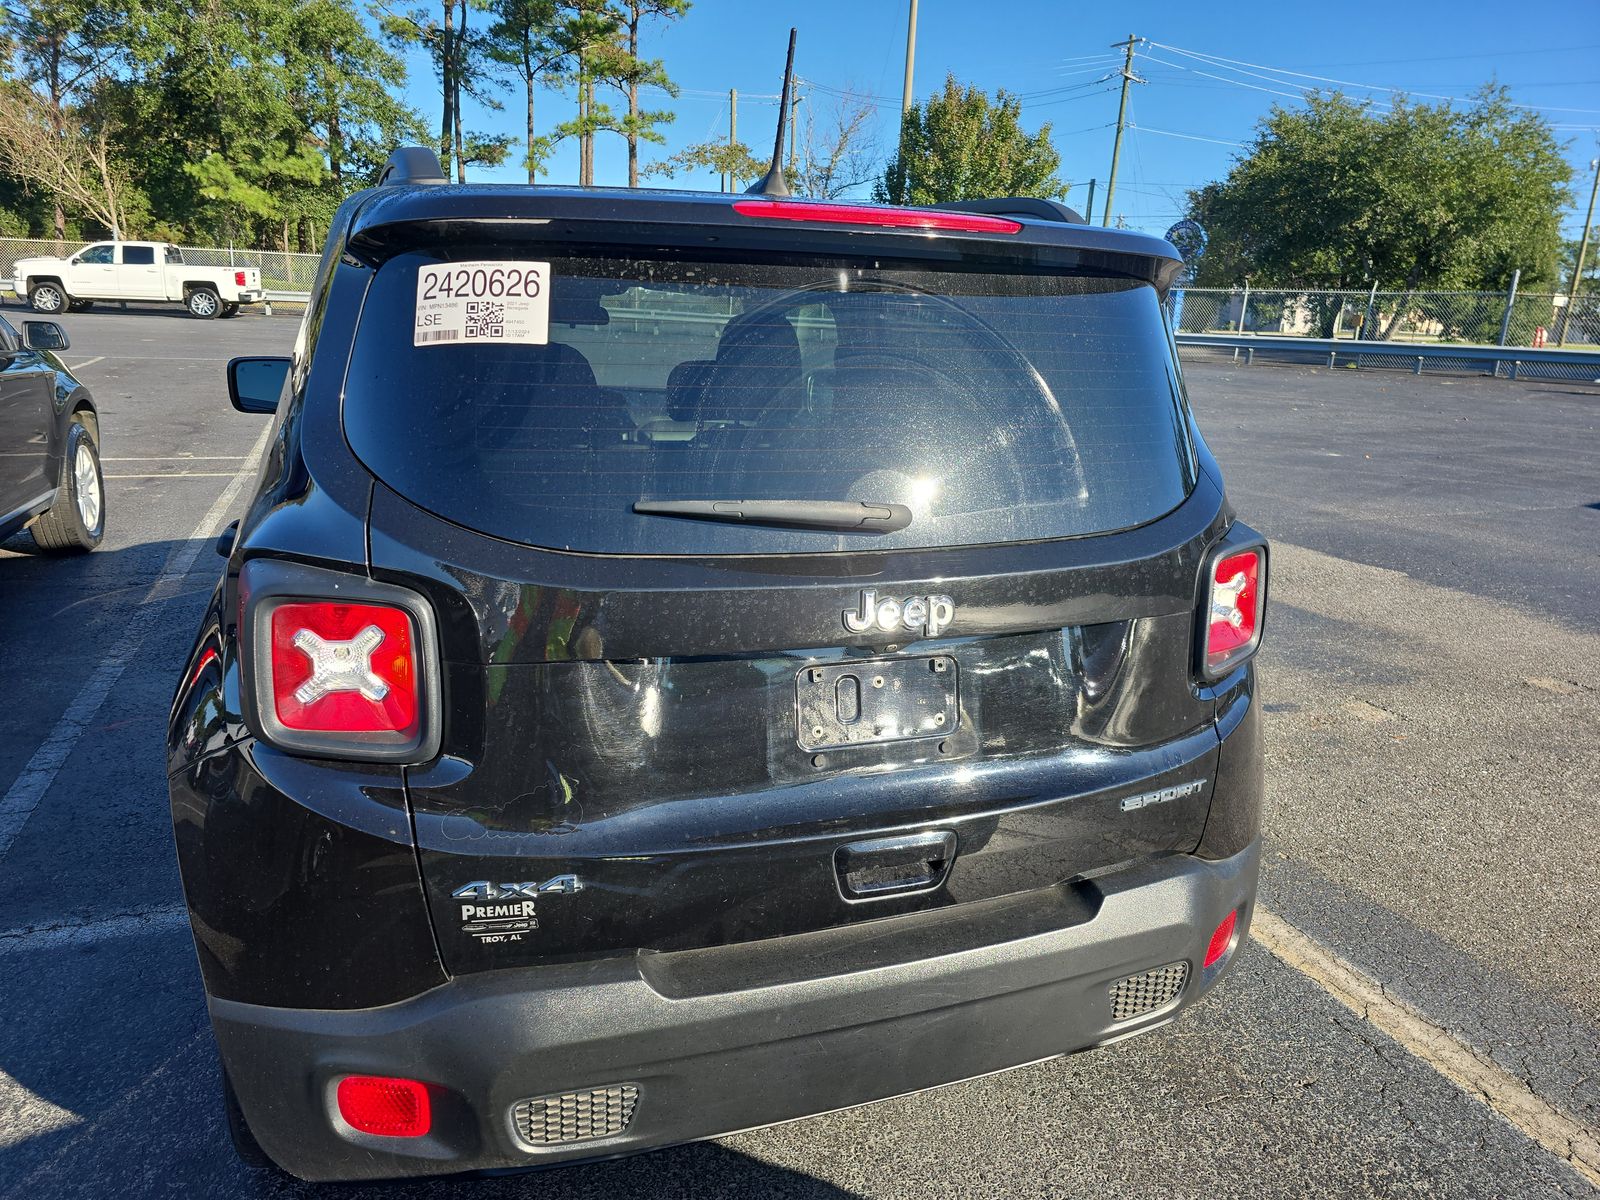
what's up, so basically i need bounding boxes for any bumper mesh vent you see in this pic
[512,1084,640,1146]
[1109,962,1189,1022]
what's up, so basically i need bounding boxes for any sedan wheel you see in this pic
[29,283,66,314]
[73,441,103,532]
[30,415,105,553]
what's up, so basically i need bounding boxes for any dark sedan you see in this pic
[0,313,104,552]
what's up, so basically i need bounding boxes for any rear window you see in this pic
[342,248,1196,555]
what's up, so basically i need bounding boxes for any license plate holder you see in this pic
[795,655,959,751]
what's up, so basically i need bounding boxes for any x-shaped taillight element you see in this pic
[1209,569,1250,629]
[292,625,391,704]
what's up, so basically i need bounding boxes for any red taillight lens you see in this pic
[336,1075,431,1138]
[732,198,1021,234]
[1205,549,1263,677]
[268,601,418,736]
[1203,909,1237,969]
[234,270,247,286]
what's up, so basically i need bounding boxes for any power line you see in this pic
[1298,44,1600,69]
[1149,40,1600,115]
[1129,125,1245,148]
[1027,84,1120,109]
[1056,52,1124,67]
[1140,54,1327,105]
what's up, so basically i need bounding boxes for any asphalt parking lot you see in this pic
[1,304,1596,1199]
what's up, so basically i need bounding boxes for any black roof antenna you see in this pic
[746,27,797,198]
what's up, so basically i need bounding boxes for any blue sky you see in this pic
[393,0,1600,240]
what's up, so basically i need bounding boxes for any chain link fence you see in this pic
[0,236,320,300]
[3,235,1597,354]
[1171,286,1598,351]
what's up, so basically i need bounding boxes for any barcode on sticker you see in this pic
[417,329,460,343]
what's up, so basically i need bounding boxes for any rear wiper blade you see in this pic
[633,499,912,533]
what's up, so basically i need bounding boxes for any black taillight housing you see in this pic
[1197,533,1268,681]
[237,559,441,763]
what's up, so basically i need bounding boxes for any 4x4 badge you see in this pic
[844,589,955,638]
[452,876,582,899]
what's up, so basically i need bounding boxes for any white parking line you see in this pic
[102,456,248,462]
[1253,907,1600,1188]
[67,356,105,370]
[0,421,272,862]
[106,472,241,479]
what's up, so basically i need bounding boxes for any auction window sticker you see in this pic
[414,261,551,347]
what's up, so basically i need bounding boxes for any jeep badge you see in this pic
[843,589,955,638]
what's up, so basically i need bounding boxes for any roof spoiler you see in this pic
[931,197,1086,225]
[379,146,448,187]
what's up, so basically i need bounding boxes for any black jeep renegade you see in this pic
[167,146,1266,1183]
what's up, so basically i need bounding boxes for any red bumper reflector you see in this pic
[732,198,1021,234]
[1203,909,1238,969]
[336,1075,431,1137]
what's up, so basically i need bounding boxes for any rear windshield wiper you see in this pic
[633,499,912,533]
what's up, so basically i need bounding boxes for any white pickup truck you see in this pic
[10,241,264,319]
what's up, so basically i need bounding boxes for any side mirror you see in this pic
[22,321,69,352]
[228,356,290,414]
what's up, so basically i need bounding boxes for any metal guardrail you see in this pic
[1175,333,1600,380]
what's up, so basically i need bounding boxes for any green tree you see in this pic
[607,0,685,187]
[486,0,563,181]
[642,136,762,190]
[0,76,144,237]
[1,0,134,236]
[1559,226,1600,296]
[547,0,623,186]
[874,75,1067,206]
[1185,87,1573,316]
[284,0,422,192]
[380,0,510,182]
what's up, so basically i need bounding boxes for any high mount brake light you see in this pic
[1203,548,1264,678]
[732,198,1022,235]
[336,1075,432,1138]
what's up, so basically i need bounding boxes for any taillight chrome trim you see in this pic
[1195,533,1268,683]
[237,559,442,763]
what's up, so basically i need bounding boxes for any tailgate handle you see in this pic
[835,831,957,901]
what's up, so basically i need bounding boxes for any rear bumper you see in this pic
[213,837,1260,1182]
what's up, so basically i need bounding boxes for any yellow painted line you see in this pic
[1253,908,1600,1188]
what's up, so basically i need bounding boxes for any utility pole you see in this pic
[900,0,918,119]
[897,0,918,202]
[726,88,738,192]
[1102,34,1143,228]
[788,81,801,178]
[1558,155,1599,346]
